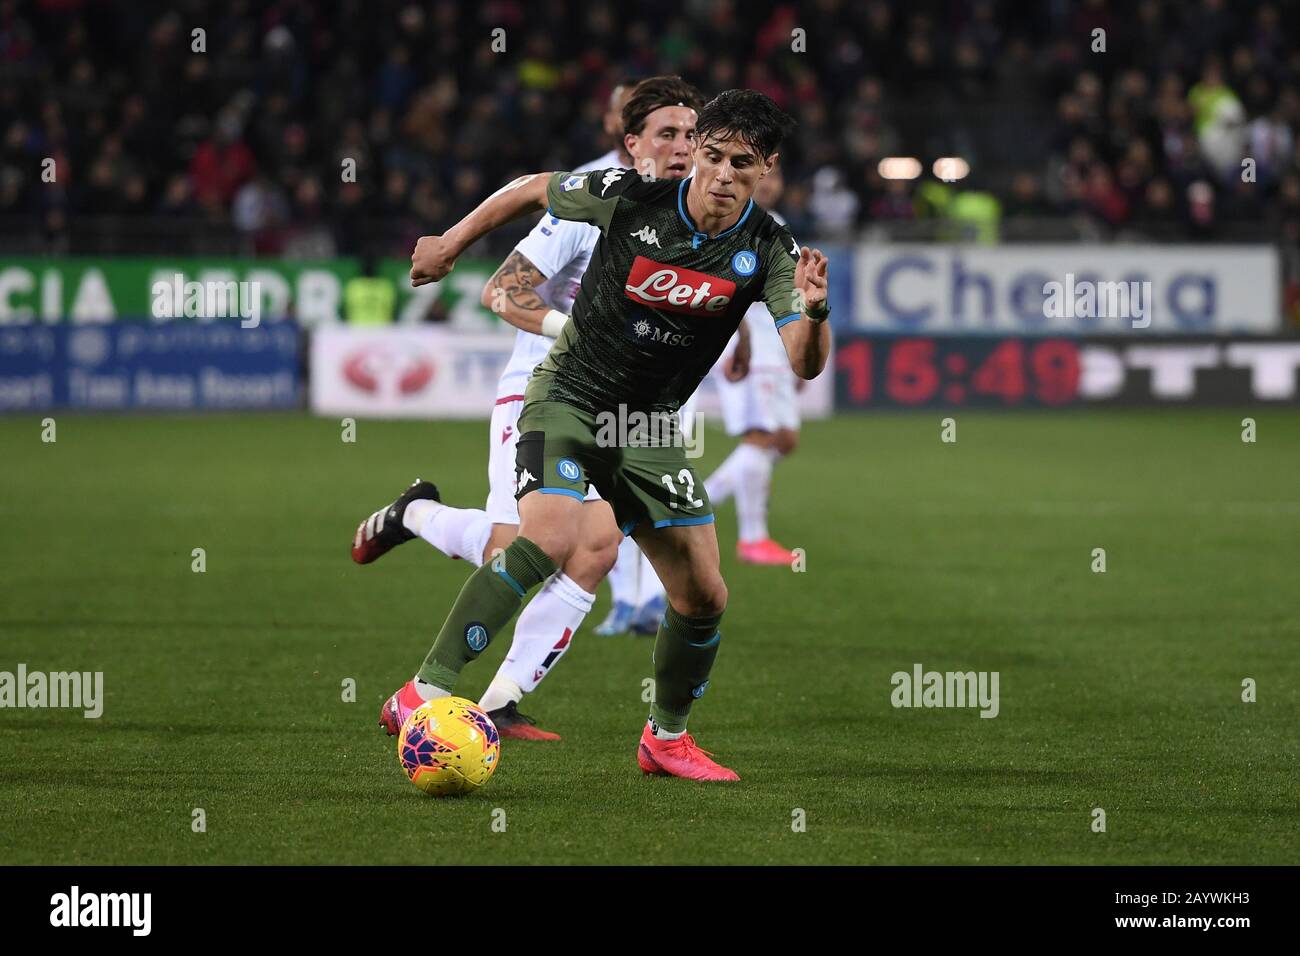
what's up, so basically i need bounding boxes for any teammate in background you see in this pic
[352,77,702,741]
[705,163,805,565]
[393,89,830,781]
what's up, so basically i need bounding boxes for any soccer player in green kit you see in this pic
[391,90,831,781]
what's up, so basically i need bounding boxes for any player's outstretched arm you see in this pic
[779,247,832,379]
[479,250,564,337]
[410,173,551,287]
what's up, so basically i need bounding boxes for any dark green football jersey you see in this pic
[527,168,802,414]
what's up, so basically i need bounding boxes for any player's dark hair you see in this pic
[622,75,705,135]
[694,89,796,158]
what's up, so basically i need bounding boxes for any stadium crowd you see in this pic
[2,0,1299,256]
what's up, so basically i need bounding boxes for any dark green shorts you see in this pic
[514,400,713,534]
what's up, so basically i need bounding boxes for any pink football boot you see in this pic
[636,724,740,781]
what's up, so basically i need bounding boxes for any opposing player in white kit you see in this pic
[705,164,804,564]
[351,76,704,740]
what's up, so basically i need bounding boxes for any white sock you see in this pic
[637,550,665,606]
[648,717,685,740]
[499,572,595,693]
[704,445,745,505]
[606,535,642,606]
[412,676,450,701]
[477,675,523,714]
[402,499,439,535]
[416,504,494,567]
[734,444,777,543]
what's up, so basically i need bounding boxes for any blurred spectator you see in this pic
[1084,166,1130,228]
[0,0,1297,257]
[1186,179,1218,239]
[1133,177,1183,234]
[345,256,396,326]
[1003,172,1051,220]
[948,189,1001,245]
[188,112,256,214]
[808,167,859,239]
[1248,93,1295,186]
[869,179,914,222]
[156,173,195,218]
[232,172,290,255]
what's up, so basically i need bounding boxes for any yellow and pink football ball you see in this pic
[398,696,500,796]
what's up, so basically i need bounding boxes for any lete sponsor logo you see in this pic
[342,347,435,395]
[624,256,736,316]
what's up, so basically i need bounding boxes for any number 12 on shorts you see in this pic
[661,468,703,509]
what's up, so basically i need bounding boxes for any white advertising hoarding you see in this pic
[311,327,509,418]
[310,326,833,421]
[852,244,1280,335]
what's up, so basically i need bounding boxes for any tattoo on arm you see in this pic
[489,251,548,313]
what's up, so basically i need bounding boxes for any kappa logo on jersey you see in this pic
[624,255,737,316]
[560,174,587,192]
[518,467,537,488]
[788,236,799,258]
[631,226,661,248]
[600,168,626,196]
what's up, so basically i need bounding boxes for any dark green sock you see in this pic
[417,536,556,691]
[649,606,723,734]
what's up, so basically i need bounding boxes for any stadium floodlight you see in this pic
[933,157,971,182]
[878,157,923,180]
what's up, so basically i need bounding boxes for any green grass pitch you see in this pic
[1,409,1296,865]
